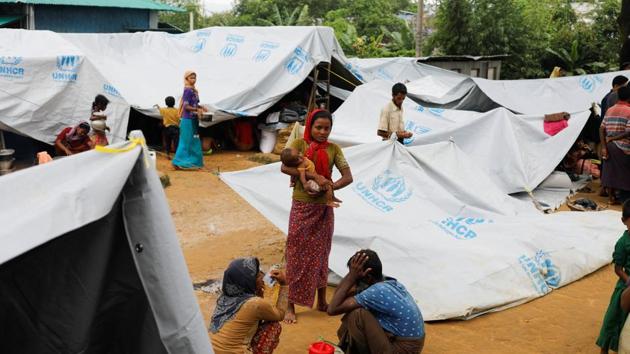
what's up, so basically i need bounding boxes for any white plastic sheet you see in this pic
[0,30,130,143]
[329,80,590,193]
[221,140,622,320]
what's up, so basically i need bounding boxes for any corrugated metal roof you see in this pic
[0,15,23,26]
[0,0,183,11]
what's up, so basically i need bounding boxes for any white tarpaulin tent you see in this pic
[410,70,630,114]
[340,57,630,115]
[329,80,590,194]
[341,57,475,105]
[0,132,213,353]
[0,26,350,142]
[0,30,130,144]
[61,27,346,119]
[221,140,622,321]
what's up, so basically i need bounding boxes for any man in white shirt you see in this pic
[377,83,413,143]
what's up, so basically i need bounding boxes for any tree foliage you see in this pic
[159,0,625,79]
[427,0,623,79]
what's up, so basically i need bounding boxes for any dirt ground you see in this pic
[157,151,624,354]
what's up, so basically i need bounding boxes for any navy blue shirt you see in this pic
[355,279,424,338]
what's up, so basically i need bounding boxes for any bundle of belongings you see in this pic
[544,112,570,136]
[567,198,606,211]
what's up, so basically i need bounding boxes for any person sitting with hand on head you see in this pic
[328,249,425,354]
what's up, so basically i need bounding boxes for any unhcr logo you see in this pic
[103,83,121,98]
[220,34,244,58]
[52,55,79,82]
[431,216,492,240]
[402,120,431,145]
[518,250,560,294]
[191,30,211,53]
[579,75,603,93]
[253,41,279,63]
[344,63,365,81]
[353,170,412,213]
[0,56,24,79]
[286,46,311,75]
[56,55,80,72]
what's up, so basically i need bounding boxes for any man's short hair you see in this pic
[613,75,628,88]
[392,83,407,96]
[347,249,383,281]
[618,85,630,101]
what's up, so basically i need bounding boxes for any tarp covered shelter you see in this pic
[0,133,213,353]
[0,26,360,144]
[329,80,590,194]
[221,139,621,321]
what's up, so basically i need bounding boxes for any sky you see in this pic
[201,0,234,14]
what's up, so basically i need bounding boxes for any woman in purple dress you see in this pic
[173,71,206,169]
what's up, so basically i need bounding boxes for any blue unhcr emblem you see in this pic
[579,76,594,92]
[253,49,271,62]
[403,121,431,145]
[353,170,412,212]
[344,63,365,81]
[371,170,412,203]
[286,56,304,75]
[103,83,122,98]
[56,55,80,72]
[286,47,311,75]
[0,56,22,65]
[428,108,445,116]
[192,38,206,53]
[0,56,24,79]
[534,250,561,288]
[432,216,492,240]
[220,43,238,57]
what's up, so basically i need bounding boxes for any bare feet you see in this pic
[317,302,328,312]
[284,303,297,324]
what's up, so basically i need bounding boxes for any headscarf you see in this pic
[303,109,332,180]
[66,121,90,144]
[179,70,198,117]
[210,257,260,333]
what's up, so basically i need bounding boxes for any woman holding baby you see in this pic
[279,109,353,323]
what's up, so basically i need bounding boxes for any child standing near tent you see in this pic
[597,200,630,354]
[377,83,413,143]
[281,147,341,208]
[156,96,180,159]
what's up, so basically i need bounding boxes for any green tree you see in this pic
[425,0,476,55]
[159,0,206,31]
[258,4,312,26]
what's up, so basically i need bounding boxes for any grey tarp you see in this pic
[0,132,213,353]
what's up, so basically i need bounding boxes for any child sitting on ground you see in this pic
[281,147,341,208]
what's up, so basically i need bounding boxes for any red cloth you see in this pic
[544,120,568,136]
[234,120,254,146]
[304,109,331,180]
[286,200,334,307]
[250,322,282,354]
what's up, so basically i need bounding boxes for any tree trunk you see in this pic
[415,0,424,57]
[618,0,630,67]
